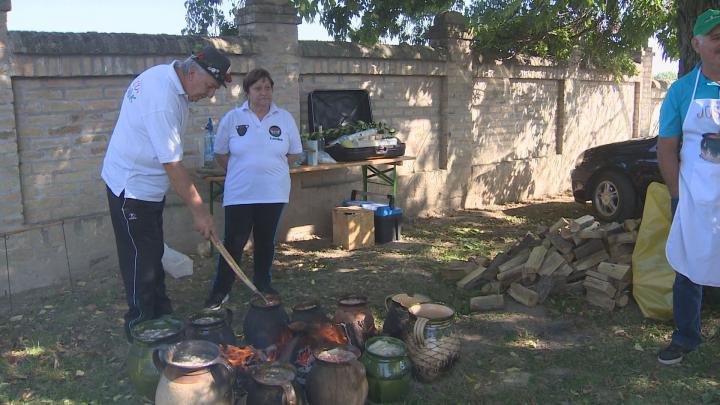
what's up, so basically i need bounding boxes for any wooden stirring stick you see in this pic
[210,236,269,304]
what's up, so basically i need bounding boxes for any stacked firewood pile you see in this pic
[446,215,640,311]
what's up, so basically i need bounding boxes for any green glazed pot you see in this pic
[127,317,184,401]
[361,336,411,403]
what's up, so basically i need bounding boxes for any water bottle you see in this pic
[204,118,215,167]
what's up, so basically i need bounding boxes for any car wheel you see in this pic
[591,171,636,222]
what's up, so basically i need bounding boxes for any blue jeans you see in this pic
[670,197,704,350]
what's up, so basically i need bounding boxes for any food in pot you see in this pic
[367,340,404,357]
[135,327,175,341]
[192,316,222,325]
[317,347,357,363]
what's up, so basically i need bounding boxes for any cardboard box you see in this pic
[332,206,375,250]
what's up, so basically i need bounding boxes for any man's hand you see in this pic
[657,136,681,198]
[190,206,216,240]
[164,161,217,240]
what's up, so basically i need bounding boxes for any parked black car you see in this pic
[571,136,663,222]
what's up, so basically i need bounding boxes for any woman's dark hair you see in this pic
[243,68,274,93]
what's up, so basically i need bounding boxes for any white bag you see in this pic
[162,244,194,279]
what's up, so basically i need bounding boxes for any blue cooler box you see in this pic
[343,191,402,244]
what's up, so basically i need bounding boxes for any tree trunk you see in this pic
[677,0,720,77]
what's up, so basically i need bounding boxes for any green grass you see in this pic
[2,198,719,404]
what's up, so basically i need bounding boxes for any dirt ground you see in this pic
[2,194,720,404]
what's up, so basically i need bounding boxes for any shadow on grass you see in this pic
[2,198,720,404]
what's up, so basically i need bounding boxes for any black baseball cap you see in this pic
[191,45,232,87]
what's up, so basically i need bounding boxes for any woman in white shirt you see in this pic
[205,68,302,308]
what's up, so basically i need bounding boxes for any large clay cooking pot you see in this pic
[382,293,431,339]
[246,363,302,405]
[243,294,290,350]
[306,345,368,405]
[405,303,460,382]
[332,294,376,350]
[127,316,184,401]
[186,308,238,346]
[290,301,329,325]
[153,340,235,405]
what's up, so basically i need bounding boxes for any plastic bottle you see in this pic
[204,118,215,167]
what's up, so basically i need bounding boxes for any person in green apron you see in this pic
[656,9,720,365]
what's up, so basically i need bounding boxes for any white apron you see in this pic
[666,68,720,286]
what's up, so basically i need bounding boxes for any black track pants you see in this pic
[107,187,171,342]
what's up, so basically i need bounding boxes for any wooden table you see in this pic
[197,155,415,215]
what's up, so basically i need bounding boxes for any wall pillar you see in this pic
[638,47,655,137]
[0,0,22,232]
[427,12,474,209]
[235,0,301,120]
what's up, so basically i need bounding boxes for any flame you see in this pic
[295,346,314,367]
[265,347,279,362]
[221,345,258,369]
[314,323,348,345]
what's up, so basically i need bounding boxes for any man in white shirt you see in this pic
[101,45,231,342]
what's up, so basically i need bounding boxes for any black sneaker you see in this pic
[657,342,691,365]
[204,293,229,311]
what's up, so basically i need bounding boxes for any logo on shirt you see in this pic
[269,126,282,137]
[125,79,141,103]
[236,125,249,136]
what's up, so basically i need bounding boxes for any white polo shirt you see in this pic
[215,101,302,205]
[101,63,188,202]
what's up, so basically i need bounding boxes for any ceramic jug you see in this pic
[153,340,235,405]
[306,345,368,405]
[126,316,184,401]
[246,363,303,405]
[332,294,376,350]
[382,293,431,339]
[405,303,461,382]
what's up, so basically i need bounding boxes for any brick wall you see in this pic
[0,2,656,309]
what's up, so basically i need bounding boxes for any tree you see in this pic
[184,0,668,77]
[657,1,720,77]
[183,0,239,36]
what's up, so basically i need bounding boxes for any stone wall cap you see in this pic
[300,40,446,61]
[9,31,254,56]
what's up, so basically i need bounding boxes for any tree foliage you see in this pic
[184,0,670,76]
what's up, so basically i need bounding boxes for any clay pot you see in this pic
[186,308,238,346]
[126,317,184,401]
[246,363,304,405]
[290,301,329,325]
[382,293,431,339]
[361,336,411,403]
[243,295,290,350]
[153,340,235,405]
[306,345,368,405]
[332,294,376,350]
[405,303,461,382]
